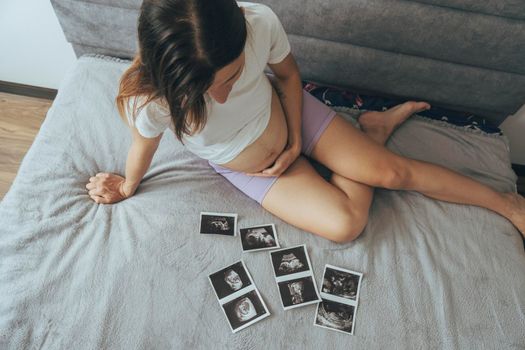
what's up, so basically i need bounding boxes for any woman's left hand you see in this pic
[245,141,301,177]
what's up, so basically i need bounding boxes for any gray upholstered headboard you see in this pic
[51,0,525,125]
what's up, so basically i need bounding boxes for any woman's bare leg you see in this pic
[262,156,369,242]
[310,104,525,237]
[261,102,428,243]
[321,104,427,223]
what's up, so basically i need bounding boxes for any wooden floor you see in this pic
[0,92,524,201]
[0,92,52,200]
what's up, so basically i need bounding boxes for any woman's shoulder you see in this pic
[134,94,169,112]
[238,1,278,25]
[126,95,170,124]
[151,96,170,111]
[237,1,273,13]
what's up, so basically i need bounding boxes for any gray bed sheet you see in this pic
[1,56,524,349]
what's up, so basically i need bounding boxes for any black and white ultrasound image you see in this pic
[322,267,360,300]
[209,261,252,299]
[200,214,236,235]
[315,300,355,334]
[271,246,309,277]
[240,225,277,251]
[222,290,267,330]
[277,276,318,307]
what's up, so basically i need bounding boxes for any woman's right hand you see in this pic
[85,172,135,204]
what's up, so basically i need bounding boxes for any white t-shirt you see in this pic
[127,1,291,164]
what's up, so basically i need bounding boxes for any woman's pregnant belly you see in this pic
[219,84,288,173]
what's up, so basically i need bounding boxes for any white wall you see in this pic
[500,104,525,166]
[0,0,76,89]
[0,0,523,165]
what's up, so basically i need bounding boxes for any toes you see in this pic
[408,102,431,114]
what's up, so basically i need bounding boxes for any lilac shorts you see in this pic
[208,88,337,204]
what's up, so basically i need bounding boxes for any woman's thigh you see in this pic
[310,113,410,188]
[261,155,368,242]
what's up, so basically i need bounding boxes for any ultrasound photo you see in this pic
[277,276,320,309]
[322,266,362,301]
[209,261,252,299]
[200,212,237,236]
[240,224,279,252]
[314,299,356,335]
[270,245,310,277]
[222,289,269,332]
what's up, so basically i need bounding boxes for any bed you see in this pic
[1,0,524,349]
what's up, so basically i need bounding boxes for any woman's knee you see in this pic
[328,207,369,244]
[380,158,413,190]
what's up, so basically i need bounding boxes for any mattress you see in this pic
[0,55,524,349]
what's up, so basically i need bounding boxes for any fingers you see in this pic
[88,188,104,196]
[88,172,112,186]
[90,195,101,203]
[246,168,281,177]
[263,158,287,176]
[244,172,272,177]
[86,173,117,204]
[263,164,284,176]
[86,174,105,202]
[262,169,279,176]
[246,157,291,177]
[90,195,108,204]
[86,178,100,193]
[244,171,277,177]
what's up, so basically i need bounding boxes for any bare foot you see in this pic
[359,101,431,144]
[502,192,525,237]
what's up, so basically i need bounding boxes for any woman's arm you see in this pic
[122,126,163,196]
[85,126,163,204]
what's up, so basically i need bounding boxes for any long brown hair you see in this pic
[116,0,248,142]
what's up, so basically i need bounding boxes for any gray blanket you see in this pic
[1,56,524,349]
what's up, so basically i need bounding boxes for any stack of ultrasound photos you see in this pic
[269,245,321,310]
[202,212,364,335]
[209,261,270,333]
[314,265,363,335]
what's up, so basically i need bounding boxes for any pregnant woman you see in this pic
[85,0,525,242]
